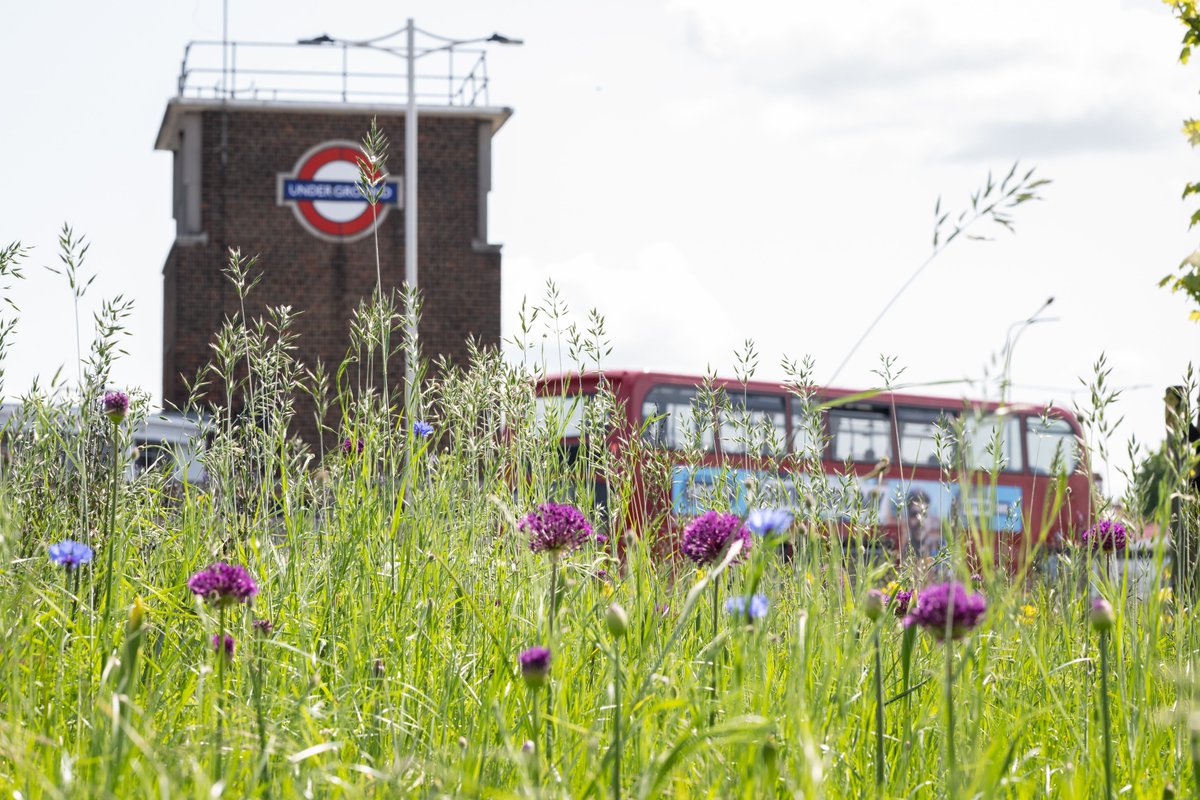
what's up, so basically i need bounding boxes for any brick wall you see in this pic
[161,106,502,445]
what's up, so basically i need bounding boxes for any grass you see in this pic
[0,213,1197,798]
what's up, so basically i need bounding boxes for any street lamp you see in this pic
[999,296,1057,406]
[299,20,522,425]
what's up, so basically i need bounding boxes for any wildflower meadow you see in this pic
[1,155,1198,798]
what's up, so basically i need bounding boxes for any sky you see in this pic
[2,0,1199,494]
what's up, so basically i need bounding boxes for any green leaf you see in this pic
[900,623,918,694]
[635,716,773,799]
[1183,119,1200,146]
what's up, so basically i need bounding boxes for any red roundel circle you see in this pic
[276,140,399,243]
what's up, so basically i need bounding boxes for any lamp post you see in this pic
[300,21,522,425]
[999,296,1057,406]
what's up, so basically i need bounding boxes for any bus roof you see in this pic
[537,370,1079,426]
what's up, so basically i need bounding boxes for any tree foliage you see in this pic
[1164,1,1200,321]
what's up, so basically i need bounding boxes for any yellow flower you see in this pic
[884,581,900,597]
[601,582,613,600]
[1159,587,1175,605]
[1019,604,1038,624]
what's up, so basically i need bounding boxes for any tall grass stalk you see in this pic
[944,636,957,797]
[215,605,227,780]
[1099,627,1114,800]
[98,417,122,665]
[873,624,885,793]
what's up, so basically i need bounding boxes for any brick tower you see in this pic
[155,34,512,440]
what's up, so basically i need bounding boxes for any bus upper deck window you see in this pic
[829,409,892,463]
[720,392,786,456]
[1026,416,1079,476]
[790,404,821,459]
[896,409,955,468]
[963,414,1024,473]
[534,394,591,439]
[640,385,716,452]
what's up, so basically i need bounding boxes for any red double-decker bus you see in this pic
[533,370,1093,569]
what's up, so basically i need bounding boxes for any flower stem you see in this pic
[1099,629,1114,800]
[254,636,267,763]
[945,640,956,798]
[216,605,226,780]
[99,424,121,669]
[69,567,80,628]
[874,625,885,793]
[530,686,542,786]
[612,640,622,800]
[546,558,558,773]
[709,580,719,727]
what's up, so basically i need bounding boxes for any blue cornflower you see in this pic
[413,420,434,437]
[725,594,769,621]
[48,540,94,569]
[746,508,793,539]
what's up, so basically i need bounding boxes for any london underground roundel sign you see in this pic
[276,140,402,243]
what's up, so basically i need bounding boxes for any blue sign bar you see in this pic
[283,179,398,204]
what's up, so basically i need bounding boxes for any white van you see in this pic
[0,402,209,485]
[131,411,210,484]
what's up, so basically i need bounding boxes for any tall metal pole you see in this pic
[404,18,418,424]
[222,0,229,97]
[999,296,1055,406]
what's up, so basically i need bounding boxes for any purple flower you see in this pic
[746,508,793,539]
[342,437,364,456]
[904,582,986,641]
[1090,597,1116,632]
[102,390,129,424]
[725,594,769,621]
[252,618,273,636]
[518,646,551,688]
[520,503,593,557]
[187,563,258,608]
[889,589,914,617]
[1081,520,1128,554]
[681,511,751,567]
[212,633,236,658]
[48,540,94,569]
[413,420,434,437]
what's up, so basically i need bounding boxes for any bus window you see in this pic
[829,409,892,463]
[720,392,787,456]
[790,403,821,458]
[640,385,716,452]
[534,394,591,438]
[963,414,1024,473]
[1026,416,1079,475]
[896,408,954,468]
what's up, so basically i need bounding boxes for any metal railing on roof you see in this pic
[176,39,492,106]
